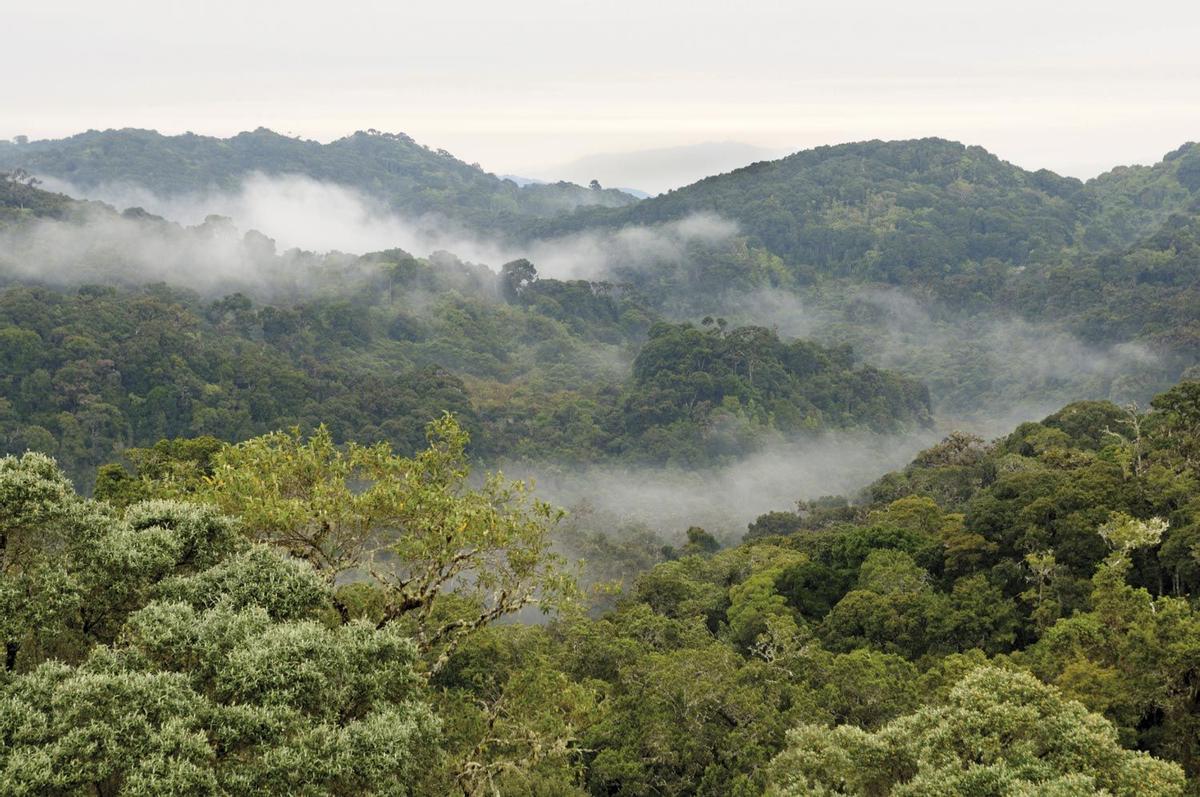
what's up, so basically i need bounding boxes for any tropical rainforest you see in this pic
[3,129,1200,795]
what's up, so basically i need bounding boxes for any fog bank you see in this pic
[512,427,951,542]
[36,174,738,283]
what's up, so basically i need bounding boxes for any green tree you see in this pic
[0,454,441,795]
[765,667,1185,796]
[167,416,574,672]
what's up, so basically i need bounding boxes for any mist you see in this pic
[5,175,1176,539]
[33,174,497,269]
[510,427,947,543]
[845,286,1167,418]
[33,173,739,285]
[715,283,1172,431]
[0,203,310,296]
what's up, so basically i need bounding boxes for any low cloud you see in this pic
[512,428,943,543]
[0,203,311,296]
[705,283,1173,444]
[32,174,740,285]
[839,286,1168,429]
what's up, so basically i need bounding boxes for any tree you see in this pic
[1,452,244,671]
[431,625,598,796]
[1021,550,1062,631]
[1150,380,1200,472]
[725,561,799,651]
[173,416,574,672]
[1098,511,1169,564]
[1021,515,1200,777]
[765,667,1185,796]
[585,643,818,797]
[1,611,440,796]
[0,454,441,795]
[500,259,538,302]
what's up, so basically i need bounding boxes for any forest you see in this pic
[2,129,1200,795]
[5,382,1200,795]
[0,129,638,230]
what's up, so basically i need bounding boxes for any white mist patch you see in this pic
[38,173,500,262]
[519,212,738,280]
[718,288,822,339]
[0,207,287,295]
[850,286,1163,415]
[514,428,946,542]
[37,174,739,282]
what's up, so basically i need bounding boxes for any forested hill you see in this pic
[528,137,1200,283]
[0,171,82,221]
[9,130,1200,285]
[0,179,931,483]
[0,128,638,231]
[5,378,1200,794]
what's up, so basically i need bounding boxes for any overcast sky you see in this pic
[3,0,1199,189]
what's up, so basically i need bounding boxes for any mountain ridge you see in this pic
[0,127,639,233]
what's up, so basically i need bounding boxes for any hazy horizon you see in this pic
[4,0,1198,190]
[7,127,1200,197]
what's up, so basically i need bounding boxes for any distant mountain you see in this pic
[1078,140,1200,249]
[0,128,640,234]
[537,141,784,195]
[505,174,650,198]
[0,175,935,482]
[499,174,546,187]
[528,137,1200,284]
[528,138,1085,279]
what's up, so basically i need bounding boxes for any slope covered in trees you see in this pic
[0,182,930,483]
[8,134,1200,382]
[512,138,1200,411]
[0,128,637,233]
[533,137,1200,281]
[5,164,1200,480]
[6,381,1200,794]
[0,280,928,483]
[10,130,1200,272]
[533,138,1085,281]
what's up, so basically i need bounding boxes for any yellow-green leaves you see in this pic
[178,415,573,671]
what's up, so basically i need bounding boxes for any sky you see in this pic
[3,0,1199,190]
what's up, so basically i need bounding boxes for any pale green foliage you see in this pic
[431,626,599,797]
[182,416,573,671]
[585,641,821,797]
[1,453,243,670]
[1098,511,1169,557]
[856,549,929,594]
[765,666,1185,796]
[1021,551,1058,626]
[725,547,806,651]
[1,609,439,796]
[0,454,441,795]
[153,545,327,620]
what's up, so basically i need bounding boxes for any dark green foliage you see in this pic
[0,170,75,222]
[535,138,1085,283]
[1010,207,1200,353]
[0,282,927,482]
[8,132,1200,794]
[0,193,931,480]
[0,128,638,234]
[7,381,1200,794]
[608,321,930,463]
[0,284,479,486]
